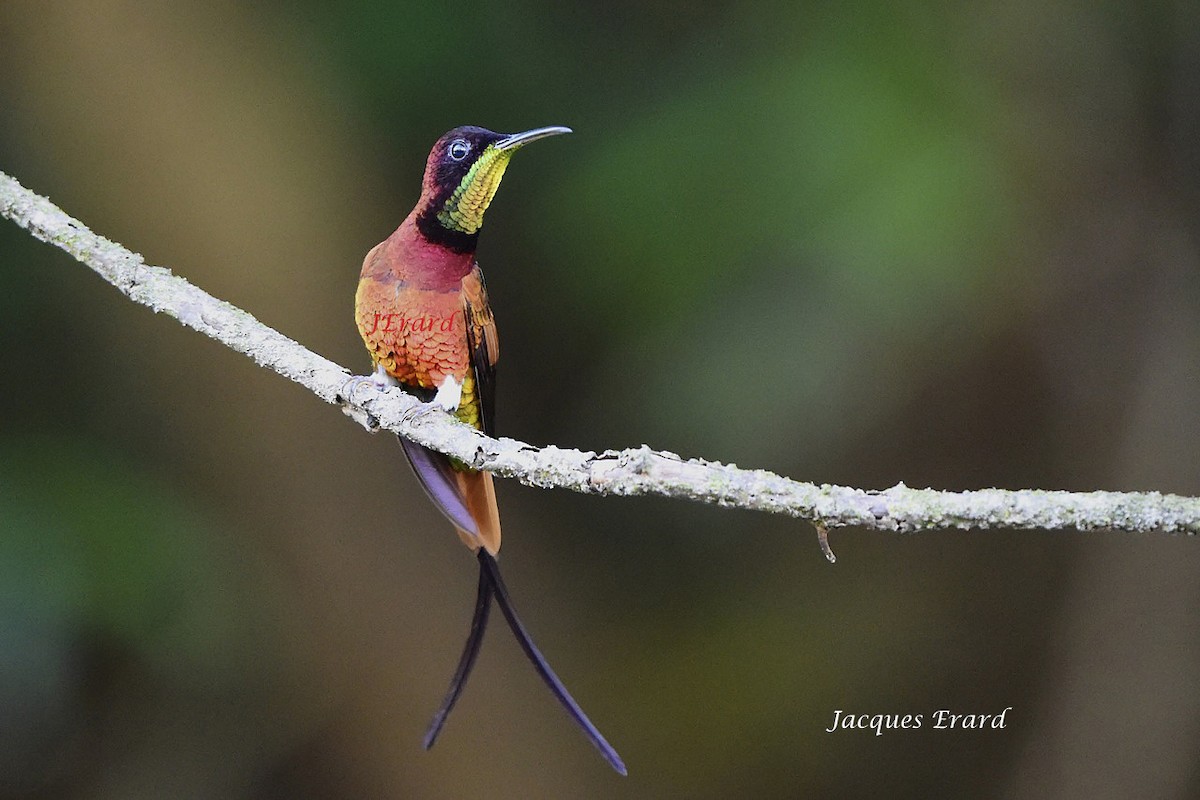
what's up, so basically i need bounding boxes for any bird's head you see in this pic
[415,125,571,252]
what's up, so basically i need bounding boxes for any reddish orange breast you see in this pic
[356,276,470,390]
[356,212,477,390]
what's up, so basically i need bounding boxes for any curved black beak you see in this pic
[494,126,573,151]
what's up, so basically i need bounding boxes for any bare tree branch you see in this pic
[3,169,1198,540]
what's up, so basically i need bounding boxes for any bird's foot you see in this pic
[340,365,395,403]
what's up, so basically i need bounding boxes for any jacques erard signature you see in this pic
[825,708,1012,736]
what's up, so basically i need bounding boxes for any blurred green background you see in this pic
[2,1,1199,797]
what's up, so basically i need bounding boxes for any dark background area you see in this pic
[2,2,1199,797]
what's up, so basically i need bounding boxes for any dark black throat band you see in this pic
[416,210,479,255]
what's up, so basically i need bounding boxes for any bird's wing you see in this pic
[450,262,502,554]
[462,263,498,437]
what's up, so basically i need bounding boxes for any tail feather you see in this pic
[399,438,479,536]
[423,561,493,750]
[400,437,502,555]
[478,551,627,776]
[405,438,620,772]
[455,470,502,555]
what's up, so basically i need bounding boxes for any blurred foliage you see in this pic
[2,0,1200,797]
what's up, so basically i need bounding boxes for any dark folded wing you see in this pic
[462,263,498,437]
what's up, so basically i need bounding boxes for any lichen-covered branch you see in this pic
[3,169,1198,539]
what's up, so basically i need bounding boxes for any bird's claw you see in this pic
[340,366,394,404]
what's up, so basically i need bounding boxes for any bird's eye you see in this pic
[447,139,472,161]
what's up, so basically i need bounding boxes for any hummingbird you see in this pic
[353,126,626,775]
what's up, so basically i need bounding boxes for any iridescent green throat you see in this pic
[436,145,515,235]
